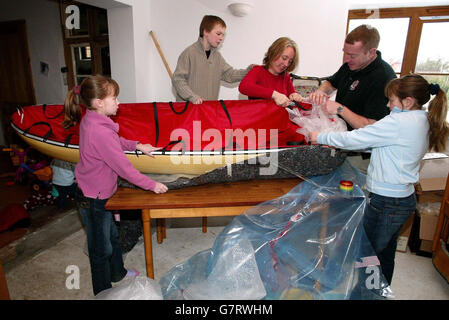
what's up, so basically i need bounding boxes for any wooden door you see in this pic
[0,20,36,106]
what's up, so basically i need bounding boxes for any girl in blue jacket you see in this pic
[310,74,448,284]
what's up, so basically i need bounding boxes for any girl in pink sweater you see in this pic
[64,75,167,295]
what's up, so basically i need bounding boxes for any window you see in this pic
[348,18,409,74]
[348,6,449,118]
[72,43,92,85]
[415,21,449,95]
[59,1,111,88]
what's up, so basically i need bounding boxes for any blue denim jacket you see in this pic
[318,108,429,197]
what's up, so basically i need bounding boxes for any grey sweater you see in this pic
[172,38,250,102]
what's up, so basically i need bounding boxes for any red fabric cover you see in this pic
[11,100,311,151]
[0,204,30,232]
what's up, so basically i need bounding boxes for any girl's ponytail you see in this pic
[63,86,82,129]
[428,87,449,153]
[63,75,119,129]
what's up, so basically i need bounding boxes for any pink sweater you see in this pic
[239,65,295,100]
[75,110,157,199]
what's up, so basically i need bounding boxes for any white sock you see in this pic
[126,268,140,277]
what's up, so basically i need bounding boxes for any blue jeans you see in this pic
[363,192,416,285]
[76,189,126,295]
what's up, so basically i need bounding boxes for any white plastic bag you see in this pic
[95,276,163,300]
[288,104,347,142]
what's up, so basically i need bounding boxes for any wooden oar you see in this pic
[149,30,173,78]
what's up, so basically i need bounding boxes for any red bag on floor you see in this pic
[0,204,30,232]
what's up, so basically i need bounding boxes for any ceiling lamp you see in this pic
[227,1,254,17]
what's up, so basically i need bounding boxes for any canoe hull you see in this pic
[16,130,262,175]
[11,101,347,186]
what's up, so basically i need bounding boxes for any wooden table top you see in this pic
[106,178,302,210]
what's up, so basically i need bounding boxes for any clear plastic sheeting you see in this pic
[183,237,267,300]
[287,101,347,142]
[95,276,163,300]
[160,161,394,300]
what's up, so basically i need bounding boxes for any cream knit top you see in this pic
[172,37,250,102]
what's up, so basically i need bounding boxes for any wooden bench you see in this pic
[105,178,301,278]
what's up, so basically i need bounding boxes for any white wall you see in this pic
[0,0,67,104]
[106,0,152,102]
[0,0,349,104]
[131,0,152,102]
[108,5,137,102]
[146,0,350,102]
[3,0,446,105]
[136,0,449,102]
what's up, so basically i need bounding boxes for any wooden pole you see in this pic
[141,209,155,279]
[149,31,173,78]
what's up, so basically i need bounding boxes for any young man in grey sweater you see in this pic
[172,15,253,104]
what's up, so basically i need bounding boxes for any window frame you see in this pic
[59,0,110,89]
[347,5,449,77]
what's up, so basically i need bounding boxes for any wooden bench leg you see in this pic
[157,219,163,244]
[202,216,207,233]
[141,209,154,279]
[156,219,167,244]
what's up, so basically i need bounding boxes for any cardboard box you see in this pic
[418,155,449,190]
[419,177,447,191]
[415,184,444,203]
[419,214,439,241]
[419,212,439,241]
[415,154,449,203]
[396,213,414,252]
[396,236,409,252]
[419,239,433,253]
[408,213,434,257]
[416,202,440,241]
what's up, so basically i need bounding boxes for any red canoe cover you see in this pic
[11,100,311,151]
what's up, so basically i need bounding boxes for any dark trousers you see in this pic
[76,189,127,295]
[363,192,416,285]
[54,183,77,209]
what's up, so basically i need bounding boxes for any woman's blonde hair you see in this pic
[263,37,299,74]
[385,74,448,152]
[63,75,119,129]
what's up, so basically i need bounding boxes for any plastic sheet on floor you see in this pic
[159,161,393,300]
[95,276,163,300]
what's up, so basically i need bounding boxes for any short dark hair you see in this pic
[345,24,380,50]
[199,15,226,37]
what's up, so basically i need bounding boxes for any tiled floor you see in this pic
[1,151,448,300]
[3,215,449,300]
